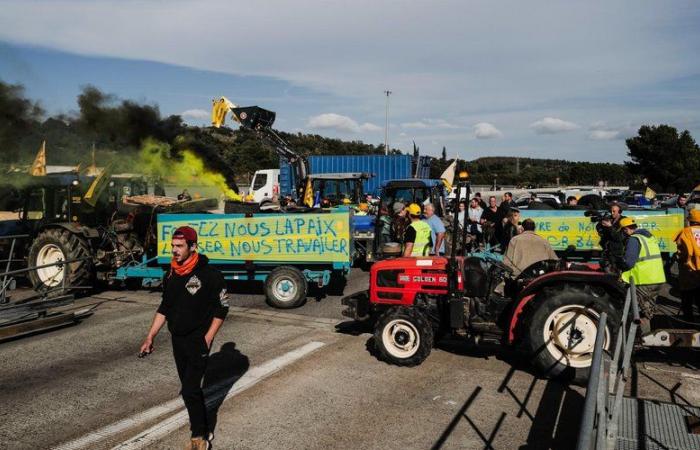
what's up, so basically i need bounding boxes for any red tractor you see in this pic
[342,177,626,382]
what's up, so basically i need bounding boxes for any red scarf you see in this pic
[171,252,199,276]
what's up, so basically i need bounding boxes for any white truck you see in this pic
[248,169,280,205]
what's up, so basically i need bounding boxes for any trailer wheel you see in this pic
[28,228,93,297]
[264,266,307,309]
[519,286,620,383]
[373,307,433,366]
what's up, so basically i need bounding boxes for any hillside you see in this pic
[2,81,631,188]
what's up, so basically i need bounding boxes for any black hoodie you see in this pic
[157,254,229,336]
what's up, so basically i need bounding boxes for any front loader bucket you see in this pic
[231,106,276,130]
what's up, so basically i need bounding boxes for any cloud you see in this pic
[589,130,621,140]
[530,117,580,134]
[587,122,636,140]
[401,118,460,130]
[307,113,381,133]
[0,1,697,162]
[473,122,502,139]
[180,109,209,120]
[401,121,429,129]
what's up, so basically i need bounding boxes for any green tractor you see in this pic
[0,172,149,296]
[0,171,215,297]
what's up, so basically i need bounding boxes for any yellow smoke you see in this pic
[138,139,242,201]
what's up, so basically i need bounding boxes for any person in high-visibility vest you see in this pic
[403,203,433,257]
[674,209,700,321]
[620,217,666,323]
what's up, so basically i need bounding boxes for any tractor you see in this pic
[342,173,628,382]
[0,171,215,297]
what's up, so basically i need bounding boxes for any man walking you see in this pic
[140,226,228,450]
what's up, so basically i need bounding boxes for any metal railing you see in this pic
[0,233,92,311]
[576,311,609,450]
[0,234,29,304]
[576,278,641,450]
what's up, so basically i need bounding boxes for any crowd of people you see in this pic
[383,191,531,257]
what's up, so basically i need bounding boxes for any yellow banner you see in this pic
[519,212,684,252]
[158,212,351,262]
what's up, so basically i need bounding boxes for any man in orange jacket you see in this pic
[674,209,700,322]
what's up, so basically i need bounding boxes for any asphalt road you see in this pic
[1,271,699,450]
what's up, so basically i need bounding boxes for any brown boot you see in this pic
[187,437,210,450]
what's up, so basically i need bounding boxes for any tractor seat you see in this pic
[463,257,489,297]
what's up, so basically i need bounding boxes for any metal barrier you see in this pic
[0,234,29,303]
[576,278,641,450]
[575,311,609,450]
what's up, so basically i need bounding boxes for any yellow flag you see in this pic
[84,164,112,207]
[303,178,314,207]
[30,141,47,176]
[644,186,656,200]
[439,159,457,191]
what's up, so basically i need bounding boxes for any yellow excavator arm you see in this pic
[211,96,238,128]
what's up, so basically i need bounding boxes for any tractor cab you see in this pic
[366,178,449,262]
[380,179,447,217]
[310,173,371,207]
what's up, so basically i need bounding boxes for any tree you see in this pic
[0,81,44,160]
[413,141,419,158]
[625,125,700,193]
[441,146,447,162]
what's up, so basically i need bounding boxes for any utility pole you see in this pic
[384,90,392,155]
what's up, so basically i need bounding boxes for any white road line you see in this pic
[52,341,326,450]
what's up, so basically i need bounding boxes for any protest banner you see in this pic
[157,212,352,263]
[520,210,684,252]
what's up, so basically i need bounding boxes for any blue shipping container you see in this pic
[280,154,412,197]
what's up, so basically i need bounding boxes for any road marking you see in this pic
[53,341,326,450]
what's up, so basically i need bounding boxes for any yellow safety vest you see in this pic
[621,233,666,285]
[409,220,432,257]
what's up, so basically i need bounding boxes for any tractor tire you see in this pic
[518,285,620,384]
[28,228,93,298]
[264,266,308,309]
[373,307,434,366]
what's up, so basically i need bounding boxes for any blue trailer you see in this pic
[280,154,414,198]
[116,210,353,308]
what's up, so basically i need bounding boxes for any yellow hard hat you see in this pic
[358,202,369,211]
[689,209,700,224]
[407,203,422,216]
[342,198,351,204]
[619,217,636,228]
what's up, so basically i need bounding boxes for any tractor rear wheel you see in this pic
[374,307,434,366]
[519,286,620,383]
[264,266,308,309]
[28,228,93,297]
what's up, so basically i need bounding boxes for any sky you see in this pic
[1,0,699,162]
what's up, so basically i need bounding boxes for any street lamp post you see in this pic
[384,90,392,155]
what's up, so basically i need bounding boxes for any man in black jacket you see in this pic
[140,226,228,450]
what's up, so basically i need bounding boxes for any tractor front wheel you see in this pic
[27,228,93,297]
[373,307,434,366]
